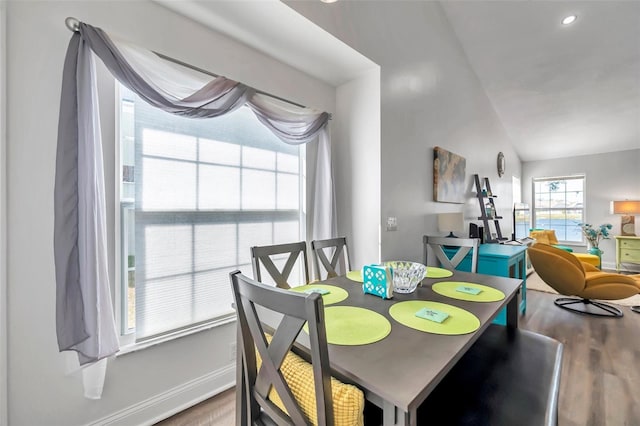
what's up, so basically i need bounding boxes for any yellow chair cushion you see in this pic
[256,335,365,426]
[529,230,559,245]
[572,253,600,268]
[529,243,586,295]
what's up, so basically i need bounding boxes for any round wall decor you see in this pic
[497,152,505,177]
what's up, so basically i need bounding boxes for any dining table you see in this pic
[285,267,523,426]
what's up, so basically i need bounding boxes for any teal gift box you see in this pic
[362,264,394,299]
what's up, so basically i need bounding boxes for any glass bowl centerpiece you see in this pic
[384,261,426,293]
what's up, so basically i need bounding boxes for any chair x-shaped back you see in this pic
[251,241,310,289]
[423,235,480,273]
[311,237,351,280]
[230,271,333,425]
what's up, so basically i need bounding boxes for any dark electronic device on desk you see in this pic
[503,203,535,245]
[469,223,484,243]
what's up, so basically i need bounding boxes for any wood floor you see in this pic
[156,289,640,425]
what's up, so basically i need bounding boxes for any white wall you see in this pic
[0,1,7,424]
[522,149,640,270]
[335,68,381,268]
[286,1,522,263]
[6,1,335,424]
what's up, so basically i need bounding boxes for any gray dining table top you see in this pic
[292,270,523,414]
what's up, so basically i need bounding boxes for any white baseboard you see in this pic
[601,261,616,271]
[602,261,640,273]
[89,364,235,426]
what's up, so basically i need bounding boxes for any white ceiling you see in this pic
[440,1,640,162]
[158,0,640,163]
[154,0,376,86]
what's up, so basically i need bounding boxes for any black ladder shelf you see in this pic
[474,174,504,243]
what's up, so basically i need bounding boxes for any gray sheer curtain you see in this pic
[54,22,334,397]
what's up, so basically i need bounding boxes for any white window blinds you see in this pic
[119,86,305,341]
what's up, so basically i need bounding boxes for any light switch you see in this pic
[386,216,398,231]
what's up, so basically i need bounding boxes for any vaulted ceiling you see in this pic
[158,0,640,163]
[440,1,640,162]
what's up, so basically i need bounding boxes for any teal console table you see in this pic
[442,243,527,325]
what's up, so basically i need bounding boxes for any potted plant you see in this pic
[579,223,613,255]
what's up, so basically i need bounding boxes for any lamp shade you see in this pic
[438,212,464,237]
[611,200,640,236]
[611,200,640,215]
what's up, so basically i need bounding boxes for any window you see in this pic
[532,175,584,243]
[118,85,306,343]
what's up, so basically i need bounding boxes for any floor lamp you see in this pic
[611,200,640,314]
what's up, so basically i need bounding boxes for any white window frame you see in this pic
[115,84,135,348]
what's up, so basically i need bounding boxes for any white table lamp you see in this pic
[438,212,464,238]
[611,200,640,236]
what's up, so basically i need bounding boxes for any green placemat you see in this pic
[432,281,505,302]
[425,267,454,279]
[305,306,391,345]
[346,270,363,282]
[290,284,349,305]
[389,301,480,335]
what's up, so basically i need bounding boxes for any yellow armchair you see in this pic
[529,229,573,252]
[528,243,640,317]
[529,229,558,245]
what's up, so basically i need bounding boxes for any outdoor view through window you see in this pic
[533,176,585,243]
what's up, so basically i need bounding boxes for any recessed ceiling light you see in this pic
[562,15,577,25]
[320,0,338,3]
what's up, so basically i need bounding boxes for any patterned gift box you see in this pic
[362,264,394,299]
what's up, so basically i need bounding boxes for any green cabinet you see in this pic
[615,235,640,272]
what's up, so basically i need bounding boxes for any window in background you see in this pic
[532,175,584,243]
[512,175,521,203]
[118,85,306,343]
[513,203,530,240]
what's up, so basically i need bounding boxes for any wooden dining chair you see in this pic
[230,270,365,426]
[230,270,333,425]
[423,235,480,273]
[250,241,310,289]
[311,236,352,280]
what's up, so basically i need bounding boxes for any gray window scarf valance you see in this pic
[55,21,335,392]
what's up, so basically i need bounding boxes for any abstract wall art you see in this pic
[433,146,466,203]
